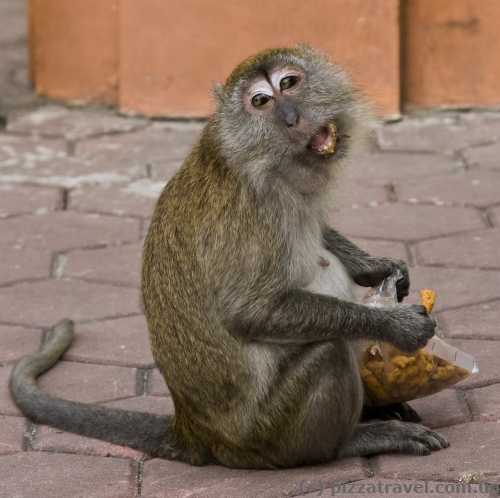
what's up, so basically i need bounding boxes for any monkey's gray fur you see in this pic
[10,45,448,469]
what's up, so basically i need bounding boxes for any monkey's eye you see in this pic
[280,76,299,91]
[251,93,271,107]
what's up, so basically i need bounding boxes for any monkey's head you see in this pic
[212,45,373,191]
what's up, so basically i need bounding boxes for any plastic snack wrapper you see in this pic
[359,271,478,406]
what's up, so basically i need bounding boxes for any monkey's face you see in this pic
[243,66,338,156]
[213,46,372,185]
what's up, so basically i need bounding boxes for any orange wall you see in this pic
[403,0,500,109]
[29,0,119,105]
[28,0,500,116]
[119,0,400,117]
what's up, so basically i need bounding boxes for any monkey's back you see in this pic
[142,126,272,451]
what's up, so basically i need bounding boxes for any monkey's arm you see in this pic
[225,288,433,352]
[323,227,409,302]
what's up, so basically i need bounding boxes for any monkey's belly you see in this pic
[304,250,356,302]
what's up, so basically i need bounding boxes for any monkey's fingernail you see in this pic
[319,257,330,267]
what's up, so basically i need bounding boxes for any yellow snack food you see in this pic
[420,290,436,314]
[360,290,471,406]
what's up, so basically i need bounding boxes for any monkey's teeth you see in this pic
[308,122,337,155]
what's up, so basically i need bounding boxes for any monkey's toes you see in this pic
[415,428,449,451]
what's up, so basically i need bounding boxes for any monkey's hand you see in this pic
[353,258,409,302]
[322,229,409,302]
[384,304,436,353]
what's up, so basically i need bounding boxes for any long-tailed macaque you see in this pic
[10,46,448,469]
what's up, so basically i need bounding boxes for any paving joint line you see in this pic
[479,208,495,228]
[22,422,37,451]
[136,369,150,396]
[52,253,67,279]
[461,391,475,422]
[136,460,144,497]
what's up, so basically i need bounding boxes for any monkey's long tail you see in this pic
[9,319,181,459]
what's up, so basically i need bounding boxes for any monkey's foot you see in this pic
[341,420,449,457]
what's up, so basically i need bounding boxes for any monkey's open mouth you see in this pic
[307,122,337,155]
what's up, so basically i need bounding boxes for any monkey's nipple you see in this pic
[307,122,337,155]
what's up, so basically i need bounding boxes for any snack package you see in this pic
[359,272,478,406]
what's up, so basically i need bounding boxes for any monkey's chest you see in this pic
[303,249,355,302]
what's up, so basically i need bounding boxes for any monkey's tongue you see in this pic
[308,123,337,154]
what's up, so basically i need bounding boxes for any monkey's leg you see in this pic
[9,319,201,463]
[226,341,365,469]
[341,419,449,457]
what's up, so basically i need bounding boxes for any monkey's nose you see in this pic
[277,98,301,128]
[284,110,300,127]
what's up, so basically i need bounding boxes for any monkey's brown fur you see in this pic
[11,46,448,469]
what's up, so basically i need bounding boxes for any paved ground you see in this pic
[1,1,500,497]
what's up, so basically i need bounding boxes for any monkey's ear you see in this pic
[212,82,225,106]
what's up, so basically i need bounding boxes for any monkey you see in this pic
[10,45,448,469]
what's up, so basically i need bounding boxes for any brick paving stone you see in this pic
[148,368,171,396]
[351,151,460,182]
[438,301,500,340]
[349,238,408,261]
[0,414,25,455]
[416,228,500,269]
[331,479,492,498]
[141,457,368,498]
[340,182,389,209]
[0,246,52,285]
[0,132,67,167]
[378,112,500,152]
[467,384,500,423]
[149,158,183,182]
[69,183,158,218]
[396,169,500,208]
[443,339,500,390]
[373,422,500,484]
[63,243,143,287]
[38,361,137,403]
[63,315,155,367]
[7,104,149,139]
[0,365,22,416]
[0,184,62,217]
[0,156,146,188]
[75,123,203,165]
[464,141,500,170]
[0,324,42,365]
[0,452,136,498]
[334,204,485,242]
[34,397,173,459]
[408,389,471,429]
[405,267,500,311]
[0,279,141,327]
[0,210,141,251]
